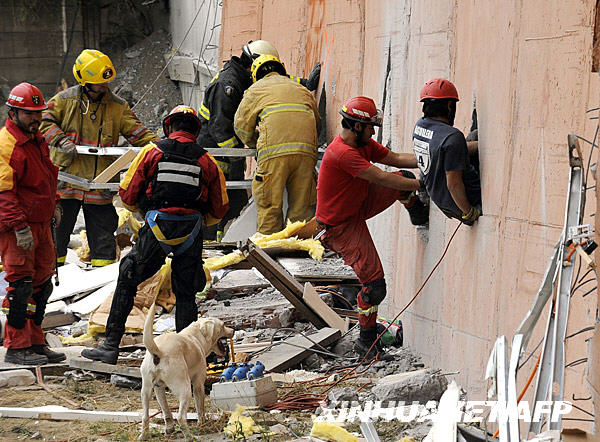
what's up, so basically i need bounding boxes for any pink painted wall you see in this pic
[220,0,599,433]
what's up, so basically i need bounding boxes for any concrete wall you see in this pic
[220,0,599,434]
[168,0,222,110]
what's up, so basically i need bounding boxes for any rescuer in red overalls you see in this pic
[0,83,65,365]
[316,96,428,361]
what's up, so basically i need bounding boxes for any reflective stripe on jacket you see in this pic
[0,119,58,231]
[234,73,320,164]
[40,85,158,200]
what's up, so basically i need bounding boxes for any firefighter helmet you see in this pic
[339,96,383,127]
[251,54,286,83]
[242,40,280,61]
[420,78,459,102]
[162,105,202,136]
[6,82,48,111]
[72,49,116,86]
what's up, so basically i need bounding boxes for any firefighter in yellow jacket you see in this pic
[234,55,320,234]
[40,49,158,267]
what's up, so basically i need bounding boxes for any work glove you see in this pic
[55,137,77,168]
[53,204,62,228]
[461,206,482,226]
[57,137,77,154]
[306,62,321,91]
[15,226,34,251]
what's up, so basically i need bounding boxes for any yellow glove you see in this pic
[461,206,481,226]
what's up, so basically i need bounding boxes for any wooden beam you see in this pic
[68,356,141,379]
[303,283,347,333]
[92,149,137,183]
[251,327,340,372]
[239,240,327,329]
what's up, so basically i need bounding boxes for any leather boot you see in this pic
[4,348,48,365]
[82,284,134,365]
[405,195,429,226]
[31,345,66,363]
[81,338,120,365]
[353,327,394,362]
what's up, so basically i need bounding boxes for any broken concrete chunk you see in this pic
[371,369,448,404]
[110,374,142,390]
[327,387,359,404]
[0,369,36,388]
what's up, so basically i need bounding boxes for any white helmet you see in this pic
[242,40,280,61]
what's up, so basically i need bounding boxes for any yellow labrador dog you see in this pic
[139,303,234,438]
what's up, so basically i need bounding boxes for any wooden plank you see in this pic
[41,312,77,329]
[92,149,137,183]
[239,240,327,329]
[0,406,200,423]
[68,356,141,379]
[0,406,140,423]
[303,283,347,333]
[251,327,340,372]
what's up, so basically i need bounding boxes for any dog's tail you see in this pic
[143,303,162,361]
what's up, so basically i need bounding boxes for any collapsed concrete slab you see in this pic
[371,368,448,404]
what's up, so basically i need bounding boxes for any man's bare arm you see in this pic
[446,170,472,214]
[357,165,420,191]
[379,151,418,169]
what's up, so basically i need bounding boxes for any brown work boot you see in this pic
[31,345,66,363]
[4,348,48,365]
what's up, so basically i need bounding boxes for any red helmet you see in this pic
[6,82,48,111]
[162,105,202,136]
[339,96,383,126]
[420,78,459,102]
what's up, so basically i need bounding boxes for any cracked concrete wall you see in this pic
[220,0,599,432]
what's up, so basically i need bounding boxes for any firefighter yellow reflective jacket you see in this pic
[40,86,157,203]
[234,73,320,165]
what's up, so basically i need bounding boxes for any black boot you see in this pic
[4,348,48,365]
[353,327,394,362]
[81,336,120,365]
[405,196,429,226]
[32,345,66,363]
[82,282,136,365]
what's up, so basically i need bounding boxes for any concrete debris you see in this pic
[327,387,360,404]
[0,369,36,388]
[110,374,142,390]
[371,368,448,404]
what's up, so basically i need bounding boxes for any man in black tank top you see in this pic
[412,78,481,225]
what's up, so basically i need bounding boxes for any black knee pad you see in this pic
[32,279,53,326]
[118,255,138,288]
[361,278,386,306]
[6,277,33,329]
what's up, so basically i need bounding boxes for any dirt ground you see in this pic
[0,375,299,441]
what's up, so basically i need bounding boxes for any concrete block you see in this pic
[210,375,277,410]
[0,369,36,388]
[371,369,448,404]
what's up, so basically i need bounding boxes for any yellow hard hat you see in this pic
[72,49,116,86]
[251,54,286,83]
[242,40,280,60]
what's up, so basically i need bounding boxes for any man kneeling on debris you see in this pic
[412,78,482,225]
[82,106,228,364]
[316,96,428,361]
[0,83,66,365]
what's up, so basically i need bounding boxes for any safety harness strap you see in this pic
[145,210,203,256]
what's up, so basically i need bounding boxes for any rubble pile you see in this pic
[110,28,183,134]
